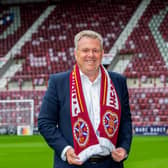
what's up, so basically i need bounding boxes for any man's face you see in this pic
[74,37,104,75]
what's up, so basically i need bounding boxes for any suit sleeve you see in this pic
[38,75,69,158]
[117,76,132,155]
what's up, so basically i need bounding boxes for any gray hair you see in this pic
[74,30,103,50]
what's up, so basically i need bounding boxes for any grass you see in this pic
[0,135,167,168]
[0,135,53,168]
[125,136,168,168]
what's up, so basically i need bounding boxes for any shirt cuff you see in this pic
[61,146,72,161]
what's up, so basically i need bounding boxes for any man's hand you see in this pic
[66,148,83,165]
[111,147,127,162]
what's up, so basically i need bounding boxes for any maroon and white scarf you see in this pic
[70,64,121,162]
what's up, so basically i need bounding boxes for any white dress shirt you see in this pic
[61,69,111,161]
[80,70,101,131]
[80,70,111,156]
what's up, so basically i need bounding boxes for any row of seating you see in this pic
[11,0,140,79]
[129,87,168,126]
[0,90,45,127]
[124,0,168,78]
[1,86,168,128]
[0,4,46,57]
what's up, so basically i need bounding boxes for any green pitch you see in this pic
[0,135,167,168]
[125,136,168,168]
[0,135,53,168]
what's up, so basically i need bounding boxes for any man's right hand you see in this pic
[66,148,83,165]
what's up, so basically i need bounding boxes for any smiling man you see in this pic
[38,30,132,168]
[74,32,104,82]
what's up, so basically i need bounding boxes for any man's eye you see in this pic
[93,49,99,53]
[80,49,100,53]
[82,49,89,53]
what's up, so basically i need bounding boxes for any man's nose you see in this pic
[88,50,95,55]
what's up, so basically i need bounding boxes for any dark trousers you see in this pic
[54,155,124,168]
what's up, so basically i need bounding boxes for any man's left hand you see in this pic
[111,147,127,162]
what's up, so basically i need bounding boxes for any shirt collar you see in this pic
[79,68,101,84]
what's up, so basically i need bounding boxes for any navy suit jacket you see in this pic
[38,70,132,168]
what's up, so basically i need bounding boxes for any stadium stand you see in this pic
[0,90,45,128]
[129,87,168,127]
[0,4,46,58]
[10,0,140,84]
[0,0,168,135]
[123,0,168,79]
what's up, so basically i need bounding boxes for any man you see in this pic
[38,30,132,168]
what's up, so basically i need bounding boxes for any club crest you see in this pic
[103,111,118,137]
[73,118,89,147]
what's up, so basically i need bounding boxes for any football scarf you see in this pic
[70,64,121,162]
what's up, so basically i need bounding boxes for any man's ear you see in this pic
[102,49,104,55]
[101,49,104,58]
[74,49,77,60]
